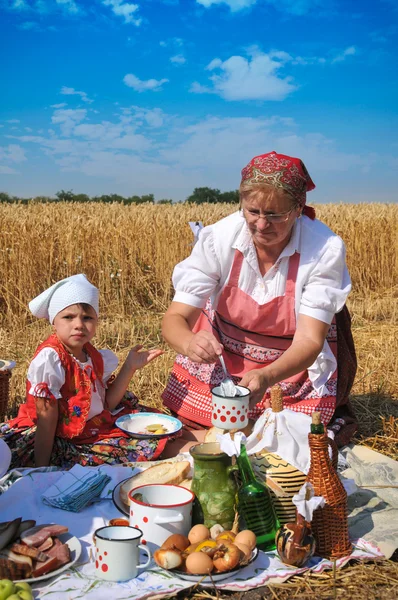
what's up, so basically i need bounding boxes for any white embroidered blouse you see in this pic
[172,212,351,394]
[27,348,118,420]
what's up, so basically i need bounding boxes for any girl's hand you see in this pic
[240,369,271,409]
[35,397,59,467]
[185,331,223,363]
[125,345,163,372]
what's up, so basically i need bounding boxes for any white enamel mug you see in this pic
[211,384,250,429]
[93,525,151,582]
[128,484,194,550]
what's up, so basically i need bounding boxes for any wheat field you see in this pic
[1,201,397,455]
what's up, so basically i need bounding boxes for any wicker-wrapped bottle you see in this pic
[252,385,306,525]
[306,412,352,559]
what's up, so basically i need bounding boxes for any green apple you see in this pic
[7,592,33,600]
[0,579,16,600]
[14,586,31,595]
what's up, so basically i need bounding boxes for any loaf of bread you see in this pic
[178,479,192,490]
[204,426,226,443]
[120,461,191,505]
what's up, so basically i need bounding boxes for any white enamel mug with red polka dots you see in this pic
[211,384,250,429]
[93,525,151,582]
[128,484,194,550]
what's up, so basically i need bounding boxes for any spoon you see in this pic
[218,354,238,397]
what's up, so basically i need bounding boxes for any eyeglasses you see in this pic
[242,207,295,224]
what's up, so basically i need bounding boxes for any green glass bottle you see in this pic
[236,444,280,551]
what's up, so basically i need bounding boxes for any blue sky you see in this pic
[0,0,397,202]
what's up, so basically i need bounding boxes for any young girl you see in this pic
[1,274,167,468]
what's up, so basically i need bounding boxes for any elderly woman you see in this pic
[161,151,357,448]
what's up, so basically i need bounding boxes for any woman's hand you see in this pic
[125,345,163,373]
[240,368,271,409]
[185,330,223,363]
[162,302,222,362]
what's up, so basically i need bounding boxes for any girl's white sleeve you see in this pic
[27,348,65,399]
[99,349,119,384]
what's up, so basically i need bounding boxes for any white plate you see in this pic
[14,533,82,583]
[112,477,132,517]
[168,547,259,583]
[115,413,182,440]
[0,438,12,479]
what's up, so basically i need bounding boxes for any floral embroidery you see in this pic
[72,405,82,417]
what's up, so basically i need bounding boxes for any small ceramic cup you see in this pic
[128,484,194,551]
[93,525,151,582]
[211,384,250,430]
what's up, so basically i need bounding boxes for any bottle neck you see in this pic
[236,445,255,486]
[310,422,324,434]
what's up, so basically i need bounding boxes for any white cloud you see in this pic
[7,0,81,15]
[123,74,169,92]
[8,103,390,201]
[55,0,79,14]
[191,45,359,101]
[170,54,186,65]
[51,108,87,136]
[331,46,357,63]
[159,37,183,48]
[0,144,26,162]
[60,86,93,103]
[6,119,21,123]
[196,0,257,11]
[0,144,27,174]
[189,81,213,94]
[0,166,18,174]
[196,0,326,14]
[192,50,297,101]
[51,102,67,108]
[126,106,165,128]
[18,21,40,30]
[102,0,141,25]
[265,0,327,16]
[7,0,30,10]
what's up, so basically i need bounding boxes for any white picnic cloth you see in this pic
[0,448,395,599]
[42,464,111,512]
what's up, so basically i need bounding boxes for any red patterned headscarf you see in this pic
[240,151,316,220]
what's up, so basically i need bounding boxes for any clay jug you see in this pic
[276,513,316,567]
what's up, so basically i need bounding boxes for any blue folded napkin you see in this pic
[42,464,111,512]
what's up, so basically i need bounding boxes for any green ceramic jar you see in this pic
[189,442,237,530]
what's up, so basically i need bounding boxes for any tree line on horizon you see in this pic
[0,187,240,205]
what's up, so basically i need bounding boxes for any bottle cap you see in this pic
[270,385,283,413]
[312,411,321,425]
